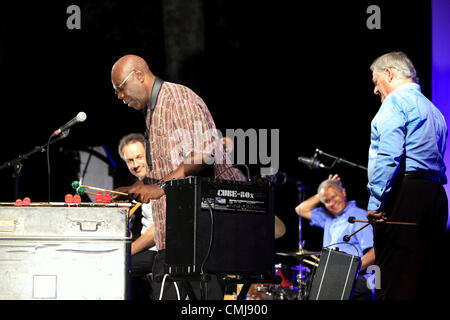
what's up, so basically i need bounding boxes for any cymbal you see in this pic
[276,249,321,259]
[274,215,286,239]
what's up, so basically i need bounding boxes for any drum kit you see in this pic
[237,215,321,301]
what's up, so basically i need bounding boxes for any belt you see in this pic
[403,171,442,183]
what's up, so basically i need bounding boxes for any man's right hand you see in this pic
[111,180,144,202]
[367,210,387,224]
[328,173,340,181]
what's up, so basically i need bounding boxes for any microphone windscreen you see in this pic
[348,216,356,224]
[77,112,87,122]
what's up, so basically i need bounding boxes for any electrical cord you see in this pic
[47,136,52,203]
[174,281,181,300]
[158,273,181,300]
[200,204,214,275]
[46,130,70,203]
[323,241,361,258]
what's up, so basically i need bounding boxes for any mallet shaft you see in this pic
[80,184,128,196]
[347,222,371,239]
[354,219,416,226]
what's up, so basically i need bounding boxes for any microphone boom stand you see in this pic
[0,130,70,200]
[315,149,367,171]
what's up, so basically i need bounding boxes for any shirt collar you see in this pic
[338,200,357,218]
[393,82,421,93]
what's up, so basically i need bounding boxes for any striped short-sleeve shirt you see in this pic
[145,81,245,250]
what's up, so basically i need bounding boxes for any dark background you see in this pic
[0,0,432,252]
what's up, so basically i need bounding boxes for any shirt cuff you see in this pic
[367,196,381,211]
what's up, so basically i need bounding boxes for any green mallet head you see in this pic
[72,181,80,189]
[76,187,85,195]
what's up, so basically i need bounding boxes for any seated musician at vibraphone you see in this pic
[118,133,157,300]
[295,174,375,300]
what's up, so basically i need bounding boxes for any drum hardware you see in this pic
[302,259,319,268]
[224,273,279,300]
[243,257,318,301]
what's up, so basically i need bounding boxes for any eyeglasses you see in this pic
[113,70,136,95]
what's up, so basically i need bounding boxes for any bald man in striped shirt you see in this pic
[111,54,245,300]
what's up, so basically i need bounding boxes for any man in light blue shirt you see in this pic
[296,174,375,300]
[367,51,448,300]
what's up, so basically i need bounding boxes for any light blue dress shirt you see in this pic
[367,83,447,211]
[310,201,373,258]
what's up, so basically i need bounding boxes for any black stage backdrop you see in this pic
[0,0,431,254]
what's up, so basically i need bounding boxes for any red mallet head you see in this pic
[65,194,74,203]
[73,194,81,203]
[14,199,23,206]
[22,197,31,206]
[95,191,104,203]
[102,192,111,203]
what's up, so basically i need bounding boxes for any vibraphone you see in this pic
[0,202,132,300]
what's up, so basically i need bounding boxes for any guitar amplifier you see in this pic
[308,248,361,300]
[165,176,274,277]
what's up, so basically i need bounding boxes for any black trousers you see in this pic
[151,250,225,300]
[130,250,157,300]
[352,275,375,300]
[374,177,448,300]
[131,250,157,277]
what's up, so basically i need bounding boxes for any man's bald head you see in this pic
[111,54,155,111]
[111,54,152,78]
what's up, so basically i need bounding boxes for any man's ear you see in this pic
[342,187,347,198]
[384,67,395,83]
[135,70,144,82]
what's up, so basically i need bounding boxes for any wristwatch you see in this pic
[157,179,166,189]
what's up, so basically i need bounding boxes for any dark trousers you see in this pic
[374,177,448,300]
[131,250,157,300]
[352,275,375,300]
[151,250,225,300]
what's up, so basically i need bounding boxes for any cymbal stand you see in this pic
[296,181,310,300]
[296,181,307,254]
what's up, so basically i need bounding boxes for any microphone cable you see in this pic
[47,130,70,203]
[47,135,52,203]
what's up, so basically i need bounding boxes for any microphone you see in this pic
[297,156,325,170]
[348,216,356,224]
[51,112,87,137]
